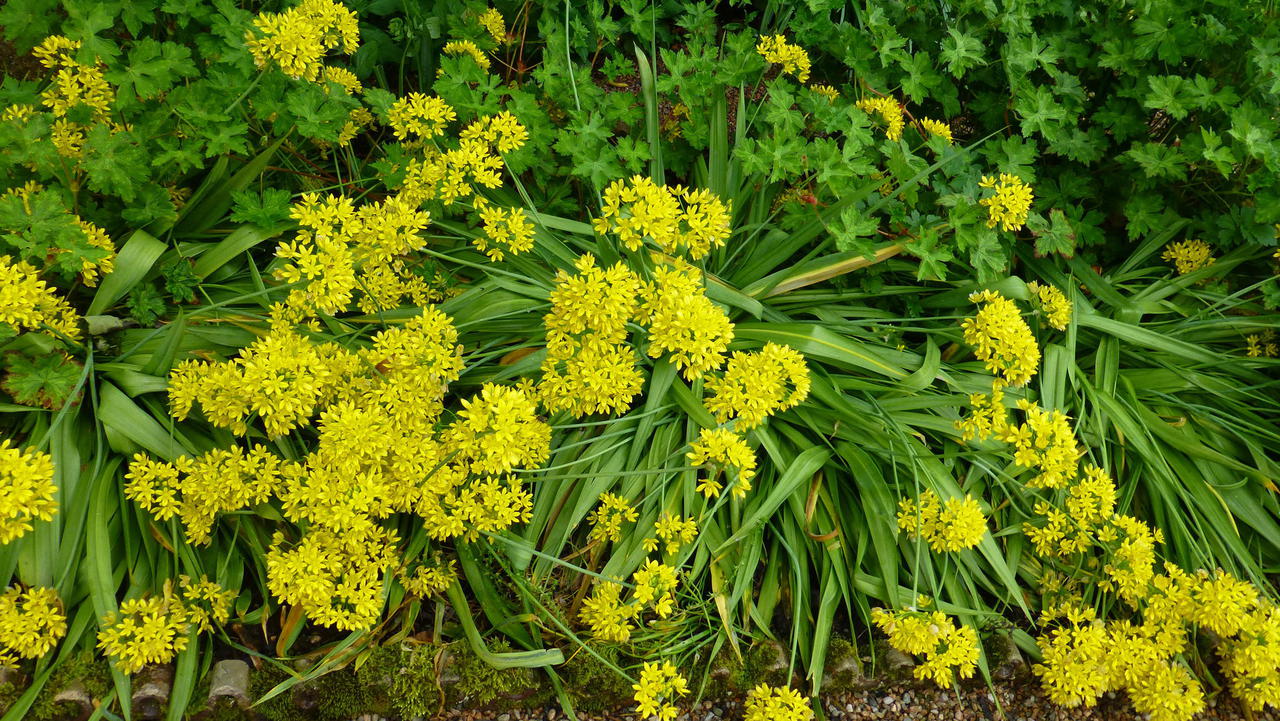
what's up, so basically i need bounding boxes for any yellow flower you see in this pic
[632,660,688,721]
[388,93,456,140]
[872,608,979,688]
[1026,281,1071,330]
[919,118,953,144]
[0,440,57,544]
[595,176,732,260]
[0,586,66,662]
[896,490,987,552]
[473,199,535,260]
[399,558,457,598]
[579,582,640,642]
[686,427,756,499]
[97,589,191,674]
[961,289,1040,386]
[703,343,810,429]
[632,560,679,618]
[745,684,813,721]
[644,513,697,556]
[445,383,551,475]
[1001,400,1079,489]
[639,261,735,380]
[443,39,490,70]
[587,493,639,544]
[178,575,234,635]
[266,526,400,631]
[1161,239,1215,275]
[0,256,81,341]
[32,36,80,69]
[856,96,905,141]
[478,8,506,43]
[245,0,360,81]
[978,174,1034,232]
[74,219,116,287]
[755,35,810,83]
[320,65,363,94]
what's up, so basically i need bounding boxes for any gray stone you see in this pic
[208,659,252,708]
[132,664,174,720]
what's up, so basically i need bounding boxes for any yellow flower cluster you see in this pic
[896,490,987,552]
[593,177,733,260]
[539,254,645,416]
[871,607,979,688]
[744,684,813,721]
[632,660,689,721]
[473,199,535,260]
[686,427,756,499]
[389,93,456,140]
[704,343,810,429]
[443,40,490,70]
[810,84,839,101]
[267,526,399,631]
[75,219,116,286]
[632,560,680,618]
[639,261,734,380]
[0,256,81,341]
[98,578,231,674]
[918,118,953,144]
[478,7,506,43]
[961,290,1039,387]
[579,582,639,642]
[644,513,697,555]
[398,111,526,205]
[856,96,905,141]
[167,325,358,437]
[245,0,359,81]
[34,35,113,121]
[178,575,235,634]
[125,445,281,545]
[1246,330,1278,357]
[755,35,811,83]
[955,300,1280,719]
[0,440,57,544]
[0,586,66,665]
[978,174,1034,232]
[1026,281,1071,330]
[588,493,639,544]
[399,557,457,598]
[1161,239,1215,275]
[274,192,434,318]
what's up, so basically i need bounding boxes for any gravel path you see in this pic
[370,679,1278,721]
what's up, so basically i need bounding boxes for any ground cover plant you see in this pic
[0,0,1279,720]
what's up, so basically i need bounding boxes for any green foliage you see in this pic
[2,350,82,409]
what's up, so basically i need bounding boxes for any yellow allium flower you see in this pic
[755,35,811,83]
[745,684,813,721]
[978,173,1034,232]
[896,489,987,552]
[872,608,979,688]
[962,289,1040,386]
[919,117,953,144]
[0,586,66,662]
[245,0,359,81]
[594,176,732,260]
[687,427,756,499]
[579,582,639,642]
[703,343,810,429]
[1000,399,1078,489]
[32,36,80,69]
[445,383,551,475]
[178,575,234,634]
[856,96,905,141]
[388,93,456,140]
[97,591,191,674]
[632,560,679,618]
[644,513,697,556]
[473,199,535,261]
[320,65,362,94]
[399,558,457,598]
[0,441,57,544]
[639,261,735,380]
[810,84,839,101]
[478,8,506,43]
[443,39,490,70]
[0,256,81,341]
[632,660,688,721]
[74,218,116,287]
[266,525,400,631]
[587,492,638,544]
[1161,239,1215,275]
[1026,281,1071,330]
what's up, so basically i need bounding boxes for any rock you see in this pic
[208,659,252,708]
[498,715,511,721]
[52,681,94,721]
[132,664,175,720]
